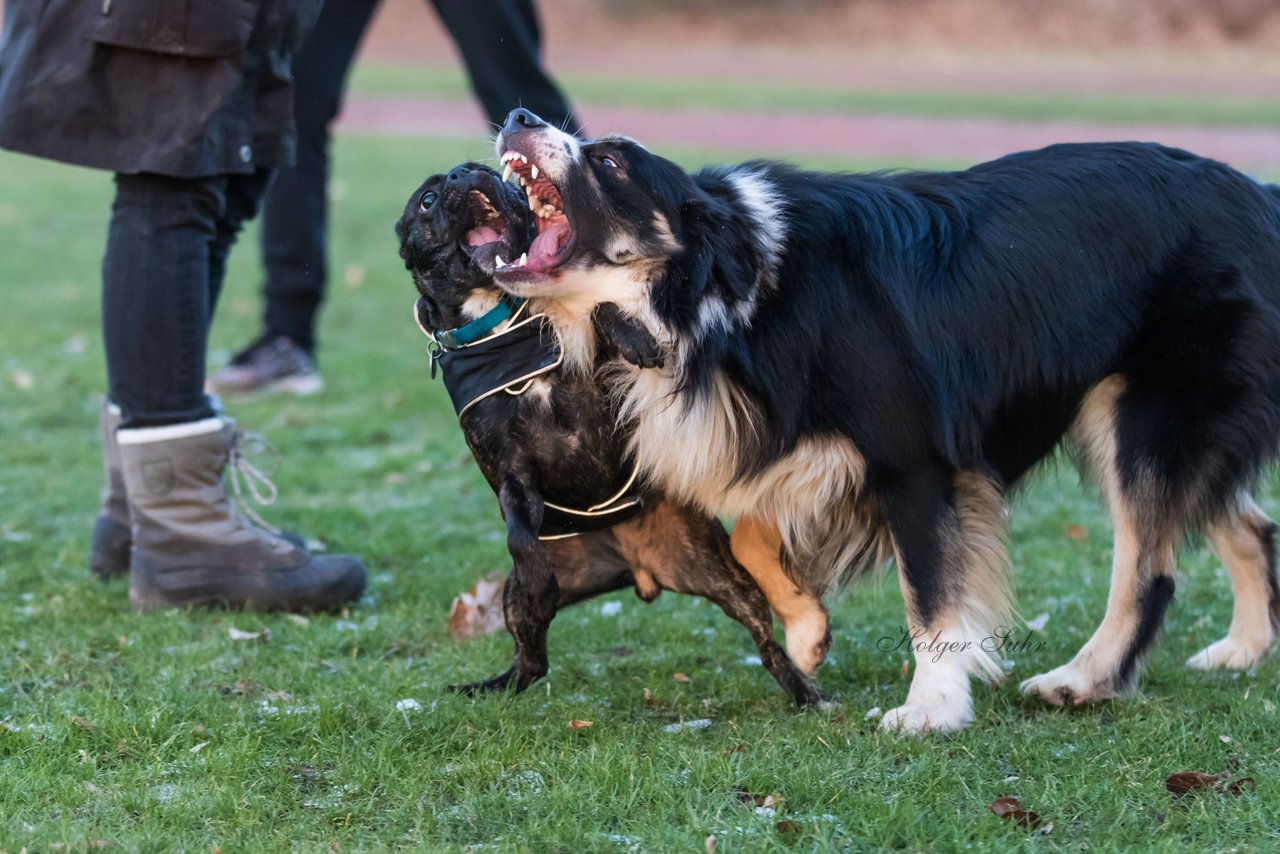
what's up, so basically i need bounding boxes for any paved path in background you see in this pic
[340,95,1280,172]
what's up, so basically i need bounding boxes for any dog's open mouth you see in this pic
[496,150,573,281]
[458,178,530,275]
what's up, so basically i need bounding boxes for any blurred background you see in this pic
[347,0,1280,172]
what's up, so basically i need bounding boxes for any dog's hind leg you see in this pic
[618,502,831,708]
[1187,496,1280,669]
[449,471,560,695]
[880,469,1012,735]
[1022,376,1179,705]
[730,515,831,675]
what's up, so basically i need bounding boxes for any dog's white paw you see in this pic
[1020,661,1119,706]
[783,608,830,675]
[1186,635,1272,670]
[880,702,972,735]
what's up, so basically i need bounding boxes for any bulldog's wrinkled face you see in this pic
[396,162,533,331]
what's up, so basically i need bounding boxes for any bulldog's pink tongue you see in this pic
[466,226,501,247]
[527,221,570,271]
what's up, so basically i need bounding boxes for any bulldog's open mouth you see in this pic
[496,148,574,284]
[455,174,531,276]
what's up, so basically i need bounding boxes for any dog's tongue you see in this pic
[466,225,502,247]
[527,221,571,271]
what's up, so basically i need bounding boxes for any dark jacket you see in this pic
[0,0,320,177]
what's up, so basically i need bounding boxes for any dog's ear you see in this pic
[653,193,760,331]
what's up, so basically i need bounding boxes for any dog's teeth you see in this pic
[519,154,529,164]
[530,164,539,180]
[496,254,507,267]
[502,163,513,182]
[519,253,528,266]
[529,194,540,211]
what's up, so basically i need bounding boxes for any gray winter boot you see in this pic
[90,399,131,579]
[118,417,367,611]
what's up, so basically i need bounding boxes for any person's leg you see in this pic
[103,172,225,428]
[208,167,275,319]
[430,0,578,130]
[258,0,381,355]
[100,171,367,610]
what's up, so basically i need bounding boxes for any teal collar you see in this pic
[433,294,526,351]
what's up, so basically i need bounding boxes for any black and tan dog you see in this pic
[487,108,1280,733]
[396,162,828,706]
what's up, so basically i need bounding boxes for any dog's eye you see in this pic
[600,156,619,169]
[419,191,438,211]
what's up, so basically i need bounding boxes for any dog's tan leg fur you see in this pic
[730,515,830,674]
[882,471,1011,734]
[1022,375,1179,705]
[1188,497,1278,670]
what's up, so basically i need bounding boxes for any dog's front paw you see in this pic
[880,702,972,734]
[783,608,831,676]
[1019,662,1121,706]
[1186,634,1273,670]
[447,666,521,695]
[593,303,665,368]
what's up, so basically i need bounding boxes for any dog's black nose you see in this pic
[502,108,548,137]
[446,165,471,183]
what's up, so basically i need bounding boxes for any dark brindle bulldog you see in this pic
[396,162,828,707]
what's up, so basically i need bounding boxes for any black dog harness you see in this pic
[414,296,644,540]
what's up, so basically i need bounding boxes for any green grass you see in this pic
[349,62,1280,128]
[1,135,1278,852]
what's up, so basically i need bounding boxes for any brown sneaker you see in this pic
[207,335,323,397]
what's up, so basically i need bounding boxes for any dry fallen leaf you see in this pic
[568,720,594,729]
[228,626,271,642]
[673,672,691,683]
[988,795,1044,830]
[643,687,653,706]
[219,678,262,697]
[1166,770,1256,797]
[704,834,716,854]
[68,714,97,732]
[447,574,506,639]
[1065,523,1088,542]
[775,820,802,836]
[899,659,911,679]
[736,790,784,809]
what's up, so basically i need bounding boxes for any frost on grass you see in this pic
[1025,612,1050,631]
[396,698,423,713]
[227,625,271,642]
[662,719,713,733]
[600,600,623,617]
[501,770,545,799]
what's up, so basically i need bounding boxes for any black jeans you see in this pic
[259,0,577,354]
[103,169,273,428]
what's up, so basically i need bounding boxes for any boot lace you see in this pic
[228,430,283,535]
